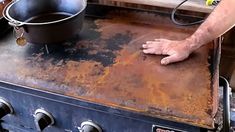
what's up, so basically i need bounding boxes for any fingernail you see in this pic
[146,41,151,44]
[143,50,147,53]
[142,44,146,48]
[161,59,168,65]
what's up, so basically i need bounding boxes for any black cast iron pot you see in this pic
[3,0,86,44]
[0,0,12,37]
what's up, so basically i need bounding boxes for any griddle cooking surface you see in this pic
[0,5,217,128]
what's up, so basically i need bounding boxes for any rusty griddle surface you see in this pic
[0,6,217,128]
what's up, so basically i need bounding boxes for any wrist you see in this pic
[185,35,203,52]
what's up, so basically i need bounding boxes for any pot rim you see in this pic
[5,0,87,26]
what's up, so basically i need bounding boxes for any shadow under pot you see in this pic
[3,0,86,45]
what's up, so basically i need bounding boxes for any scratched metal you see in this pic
[0,7,217,129]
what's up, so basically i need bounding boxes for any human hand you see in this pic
[142,39,195,65]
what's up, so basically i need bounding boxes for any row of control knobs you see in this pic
[0,98,102,132]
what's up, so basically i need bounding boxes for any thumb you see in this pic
[161,54,185,65]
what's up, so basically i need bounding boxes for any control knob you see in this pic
[34,109,54,132]
[0,98,13,119]
[78,121,102,132]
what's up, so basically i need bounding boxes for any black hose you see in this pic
[219,76,231,132]
[171,0,204,26]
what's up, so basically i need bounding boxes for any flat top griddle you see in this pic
[0,4,219,129]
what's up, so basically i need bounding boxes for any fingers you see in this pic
[161,54,188,65]
[142,44,148,48]
[142,39,191,65]
[142,44,163,55]
[142,39,166,55]
[143,48,156,54]
[142,43,162,49]
[142,41,158,48]
[155,38,168,42]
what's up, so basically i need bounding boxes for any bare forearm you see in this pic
[188,0,235,50]
[142,0,235,65]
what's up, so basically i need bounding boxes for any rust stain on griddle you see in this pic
[0,10,215,128]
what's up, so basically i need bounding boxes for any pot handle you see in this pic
[8,21,24,27]
[2,1,24,27]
